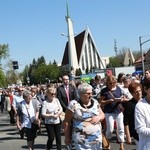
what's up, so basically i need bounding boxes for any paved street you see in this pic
[0,111,136,150]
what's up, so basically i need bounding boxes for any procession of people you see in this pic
[0,70,150,150]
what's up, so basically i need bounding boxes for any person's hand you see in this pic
[121,95,129,102]
[53,114,59,118]
[126,136,132,144]
[16,122,22,130]
[91,115,101,124]
[33,118,39,124]
[64,137,71,145]
[109,99,115,103]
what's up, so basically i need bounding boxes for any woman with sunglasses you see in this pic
[42,87,63,150]
[100,75,125,150]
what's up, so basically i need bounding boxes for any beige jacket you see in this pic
[4,96,11,112]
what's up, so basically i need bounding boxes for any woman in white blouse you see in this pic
[42,87,63,150]
[135,79,150,150]
[16,90,39,150]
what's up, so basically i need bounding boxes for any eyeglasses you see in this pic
[18,90,23,92]
[83,92,93,95]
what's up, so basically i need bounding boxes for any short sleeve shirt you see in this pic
[68,99,102,145]
[101,86,123,113]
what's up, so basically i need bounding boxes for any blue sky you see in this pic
[0,0,150,72]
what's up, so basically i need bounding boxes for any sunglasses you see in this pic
[18,90,23,92]
[50,93,56,96]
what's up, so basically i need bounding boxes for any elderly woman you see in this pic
[64,83,105,150]
[16,90,39,150]
[135,79,150,150]
[42,87,63,150]
[124,82,142,149]
[100,75,125,150]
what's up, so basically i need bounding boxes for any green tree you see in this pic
[0,70,6,87]
[76,68,82,76]
[53,60,57,66]
[37,55,46,66]
[0,44,9,61]
[108,56,121,68]
[5,70,19,85]
[21,65,30,85]
[0,44,10,86]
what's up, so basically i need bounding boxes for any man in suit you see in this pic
[57,75,77,112]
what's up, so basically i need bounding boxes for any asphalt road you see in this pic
[0,111,136,150]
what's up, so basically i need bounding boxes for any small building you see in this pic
[134,49,150,71]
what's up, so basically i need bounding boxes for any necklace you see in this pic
[83,101,91,108]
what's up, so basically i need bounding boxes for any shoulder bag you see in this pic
[108,91,124,113]
[25,105,39,132]
[56,99,65,122]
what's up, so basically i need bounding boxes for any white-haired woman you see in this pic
[16,90,39,150]
[64,83,105,150]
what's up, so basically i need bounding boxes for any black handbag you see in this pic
[31,123,39,131]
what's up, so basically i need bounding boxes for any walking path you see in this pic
[0,111,136,150]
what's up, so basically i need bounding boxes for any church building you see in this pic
[61,4,105,74]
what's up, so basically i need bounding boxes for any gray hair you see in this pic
[23,90,31,99]
[78,83,92,96]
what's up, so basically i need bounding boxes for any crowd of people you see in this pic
[0,70,150,150]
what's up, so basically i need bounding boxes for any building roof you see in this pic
[61,30,85,65]
[134,54,145,64]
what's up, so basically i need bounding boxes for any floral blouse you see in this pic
[68,99,102,145]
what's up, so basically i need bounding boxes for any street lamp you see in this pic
[45,78,50,84]
[139,36,150,73]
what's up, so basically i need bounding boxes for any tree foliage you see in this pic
[0,70,6,87]
[21,56,60,85]
[0,44,10,87]
[108,47,142,68]
[76,68,82,76]
[0,44,9,61]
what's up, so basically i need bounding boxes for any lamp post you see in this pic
[45,78,50,84]
[139,36,150,73]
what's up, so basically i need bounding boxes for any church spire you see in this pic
[66,0,70,18]
[65,0,79,72]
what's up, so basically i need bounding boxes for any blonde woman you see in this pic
[42,87,63,150]
[100,75,125,150]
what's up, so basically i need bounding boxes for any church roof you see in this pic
[61,30,85,65]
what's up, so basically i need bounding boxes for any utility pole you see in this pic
[139,36,150,73]
[114,39,117,56]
